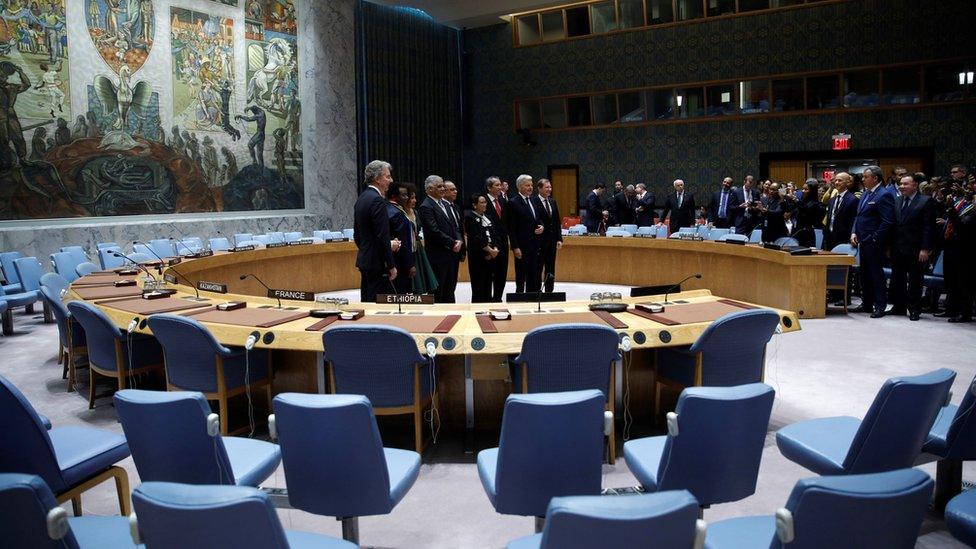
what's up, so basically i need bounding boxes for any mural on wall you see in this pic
[211,0,239,6]
[0,0,304,221]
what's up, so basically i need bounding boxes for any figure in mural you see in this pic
[235,105,266,167]
[220,145,237,185]
[201,135,219,187]
[272,127,286,182]
[170,8,236,135]
[246,38,291,109]
[35,60,65,118]
[71,115,89,140]
[284,90,300,153]
[29,126,47,160]
[170,124,183,150]
[86,0,154,75]
[139,0,153,44]
[86,110,102,137]
[88,0,101,29]
[54,117,69,146]
[219,80,240,141]
[0,61,31,167]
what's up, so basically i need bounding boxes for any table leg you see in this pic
[464,355,474,454]
[315,351,326,394]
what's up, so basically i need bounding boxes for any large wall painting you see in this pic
[85,0,155,75]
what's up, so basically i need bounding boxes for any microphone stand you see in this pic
[171,237,198,257]
[240,273,283,309]
[388,277,403,314]
[663,273,703,305]
[537,273,555,312]
[111,251,159,290]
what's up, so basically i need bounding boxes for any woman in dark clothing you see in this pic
[463,193,500,303]
[794,178,827,247]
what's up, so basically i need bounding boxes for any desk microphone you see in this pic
[111,250,157,284]
[240,273,282,308]
[133,240,168,273]
[138,242,207,301]
[170,237,198,256]
[537,273,555,312]
[387,276,403,314]
[663,273,702,304]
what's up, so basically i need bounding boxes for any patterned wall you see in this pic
[461,0,976,206]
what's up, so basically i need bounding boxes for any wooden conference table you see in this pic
[67,240,810,437]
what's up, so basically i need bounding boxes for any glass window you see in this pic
[541,98,567,129]
[676,0,704,21]
[739,80,770,113]
[772,78,804,111]
[591,2,617,34]
[738,0,770,12]
[925,62,970,102]
[769,0,802,6]
[647,0,675,24]
[618,92,646,123]
[842,70,879,107]
[618,0,645,29]
[565,6,591,37]
[649,89,675,120]
[806,75,840,109]
[882,66,921,105]
[706,0,735,17]
[518,101,542,130]
[674,87,705,118]
[567,96,592,126]
[516,15,541,46]
[540,11,566,42]
[591,94,618,125]
[706,84,736,115]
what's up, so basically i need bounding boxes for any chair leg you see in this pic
[26,303,34,315]
[933,458,963,513]
[58,345,64,365]
[608,425,616,465]
[340,517,359,544]
[219,397,229,436]
[654,381,662,425]
[111,466,132,516]
[88,368,97,409]
[2,308,13,335]
[71,496,82,516]
[42,301,53,323]
[414,402,424,454]
[534,516,545,533]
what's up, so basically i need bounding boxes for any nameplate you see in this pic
[167,257,182,265]
[231,245,255,252]
[198,281,228,294]
[376,294,435,305]
[288,239,314,246]
[188,250,214,258]
[267,242,289,249]
[268,288,314,301]
[163,273,178,284]
[328,237,349,243]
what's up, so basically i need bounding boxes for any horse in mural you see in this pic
[245,38,291,108]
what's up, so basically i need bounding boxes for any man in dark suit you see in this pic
[386,181,414,294]
[888,175,935,320]
[536,178,562,292]
[732,175,761,235]
[707,177,735,229]
[822,172,858,250]
[419,175,462,304]
[584,184,607,233]
[851,166,895,318]
[443,178,466,267]
[612,185,637,226]
[661,179,696,234]
[634,183,655,227]
[509,174,544,293]
[484,176,509,302]
[354,160,396,301]
[603,180,622,222]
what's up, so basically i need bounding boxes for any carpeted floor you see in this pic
[2,282,974,548]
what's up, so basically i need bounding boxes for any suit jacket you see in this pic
[823,191,858,249]
[707,189,736,225]
[893,193,935,255]
[444,199,466,261]
[584,192,604,232]
[508,194,543,253]
[634,192,655,226]
[661,192,696,231]
[853,186,895,245]
[354,186,394,272]
[732,187,760,232]
[387,203,415,272]
[612,192,636,225]
[418,197,460,265]
[535,195,562,247]
[762,197,793,242]
[486,194,509,245]
[464,211,497,263]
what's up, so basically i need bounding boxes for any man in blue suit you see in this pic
[851,166,895,317]
[584,184,608,233]
[354,160,397,301]
[707,177,735,229]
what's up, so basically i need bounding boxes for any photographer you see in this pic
[940,180,975,323]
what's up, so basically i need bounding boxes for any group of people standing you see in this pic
[354,161,562,304]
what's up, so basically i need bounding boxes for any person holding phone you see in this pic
[758,182,794,243]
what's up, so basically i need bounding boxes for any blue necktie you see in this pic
[719,191,728,218]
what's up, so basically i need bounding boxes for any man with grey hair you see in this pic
[419,175,462,303]
[509,174,544,293]
[851,165,894,317]
[354,160,397,301]
[661,179,696,234]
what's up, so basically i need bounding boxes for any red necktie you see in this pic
[494,198,501,217]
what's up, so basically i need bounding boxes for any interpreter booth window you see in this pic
[772,78,804,111]
[567,96,593,126]
[541,11,566,42]
[565,6,592,37]
[518,101,543,130]
[706,0,736,18]
[676,0,705,21]
[739,80,770,113]
[925,62,972,102]
[738,0,771,12]
[591,94,619,125]
[618,0,646,29]
[806,75,840,110]
[591,1,618,34]
[618,92,647,123]
[769,0,803,7]
[842,70,880,108]
[706,84,737,116]
[646,0,675,24]
[649,89,676,120]
[541,98,568,128]
[882,66,921,105]
[674,87,705,118]
[517,15,541,45]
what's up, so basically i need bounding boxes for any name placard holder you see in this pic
[198,281,228,294]
[267,242,289,249]
[231,245,255,253]
[268,288,314,302]
[376,294,435,305]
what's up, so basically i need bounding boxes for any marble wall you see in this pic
[0,0,357,264]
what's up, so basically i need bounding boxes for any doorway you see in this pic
[547,165,579,217]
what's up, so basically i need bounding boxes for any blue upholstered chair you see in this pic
[625,384,775,509]
[917,374,976,509]
[826,243,857,313]
[114,390,280,487]
[636,226,656,237]
[605,227,632,237]
[127,252,154,263]
[507,491,705,549]
[814,228,824,249]
[59,246,88,268]
[514,323,620,462]
[146,314,272,436]
[0,473,137,549]
[50,251,81,283]
[148,239,176,258]
[132,243,152,257]
[233,233,253,246]
[478,391,606,525]
[209,237,231,251]
[323,325,436,453]
[748,229,762,243]
[75,262,99,277]
[0,374,131,516]
[132,481,355,549]
[66,301,164,409]
[704,469,933,549]
[620,224,638,235]
[718,233,748,243]
[251,234,272,245]
[0,280,41,335]
[342,228,355,239]
[1,250,24,293]
[98,246,124,269]
[14,256,52,323]
[708,228,731,240]
[656,224,669,239]
[283,231,303,242]
[174,237,204,255]
[946,489,976,546]
[777,368,955,475]
[236,239,264,248]
[40,272,68,296]
[773,236,799,247]
[272,393,421,544]
[39,284,88,391]
[96,242,118,250]
[655,309,779,417]
[267,231,285,244]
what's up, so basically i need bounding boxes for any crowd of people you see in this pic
[353,160,976,321]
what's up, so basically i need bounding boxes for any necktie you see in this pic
[524,196,536,219]
[494,197,501,217]
[677,193,683,207]
[544,198,552,217]
[719,191,728,219]
[901,197,911,215]
[830,196,840,232]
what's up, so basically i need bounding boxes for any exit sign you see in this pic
[832,133,851,150]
